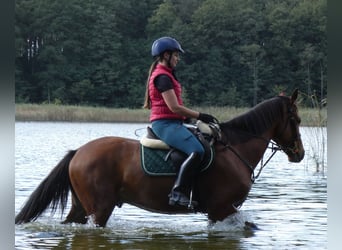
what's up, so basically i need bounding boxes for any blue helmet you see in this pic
[151,37,184,57]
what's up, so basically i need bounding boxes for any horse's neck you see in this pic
[242,133,271,168]
[222,129,274,170]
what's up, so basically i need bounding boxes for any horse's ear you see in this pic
[290,89,299,104]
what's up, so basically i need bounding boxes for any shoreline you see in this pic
[15,103,327,127]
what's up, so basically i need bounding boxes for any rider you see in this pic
[143,36,217,207]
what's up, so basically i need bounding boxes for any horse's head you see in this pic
[273,89,305,162]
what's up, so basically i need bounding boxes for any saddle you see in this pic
[140,121,221,176]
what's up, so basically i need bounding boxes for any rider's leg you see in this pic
[168,152,201,207]
[151,120,205,207]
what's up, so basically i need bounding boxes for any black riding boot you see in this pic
[169,152,201,208]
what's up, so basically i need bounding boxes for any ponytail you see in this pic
[143,58,159,109]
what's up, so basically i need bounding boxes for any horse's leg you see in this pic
[69,168,118,227]
[207,205,238,223]
[68,142,126,227]
[90,200,116,227]
[62,192,87,224]
[69,183,117,227]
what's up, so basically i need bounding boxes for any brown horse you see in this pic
[15,90,304,227]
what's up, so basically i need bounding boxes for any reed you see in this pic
[300,97,327,173]
[15,103,326,127]
[15,104,150,123]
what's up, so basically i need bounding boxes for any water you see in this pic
[15,122,327,249]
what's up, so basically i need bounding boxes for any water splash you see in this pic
[85,214,99,227]
[208,211,255,232]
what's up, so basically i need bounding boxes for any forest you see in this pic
[15,0,327,108]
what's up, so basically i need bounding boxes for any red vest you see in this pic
[149,64,185,122]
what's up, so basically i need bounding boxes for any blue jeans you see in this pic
[151,119,205,158]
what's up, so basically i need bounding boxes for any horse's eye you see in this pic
[293,116,301,124]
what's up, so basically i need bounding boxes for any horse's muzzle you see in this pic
[288,149,305,162]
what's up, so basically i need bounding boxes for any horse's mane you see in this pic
[219,96,288,145]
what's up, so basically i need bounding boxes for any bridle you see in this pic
[254,101,302,181]
[215,98,302,183]
[274,101,302,156]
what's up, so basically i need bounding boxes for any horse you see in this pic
[15,89,304,227]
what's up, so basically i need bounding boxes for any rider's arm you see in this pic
[154,74,199,119]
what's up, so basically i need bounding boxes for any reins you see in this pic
[198,121,281,183]
[255,141,282,180]
[218,138,282,183]
[213,97,300,183]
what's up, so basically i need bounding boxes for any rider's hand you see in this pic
[198,113,218,123]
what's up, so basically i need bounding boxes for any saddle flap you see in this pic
[140,145,215,176]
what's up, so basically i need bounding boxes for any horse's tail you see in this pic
[15,149,77,224]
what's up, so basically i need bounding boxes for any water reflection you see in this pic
[16,217,256,250]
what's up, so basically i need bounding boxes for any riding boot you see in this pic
[169,152,201,208]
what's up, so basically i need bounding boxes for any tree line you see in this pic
[15,0,327,108]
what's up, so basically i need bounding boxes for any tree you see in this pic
[15,0,327,108]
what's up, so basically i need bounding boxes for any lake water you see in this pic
[15,122,327,249]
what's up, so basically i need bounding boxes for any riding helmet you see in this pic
[151,37,184,57]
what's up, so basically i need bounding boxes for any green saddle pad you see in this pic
[140,145,214,176]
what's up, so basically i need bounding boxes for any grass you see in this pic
[15,103,326,127]
[15,104,150,123]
